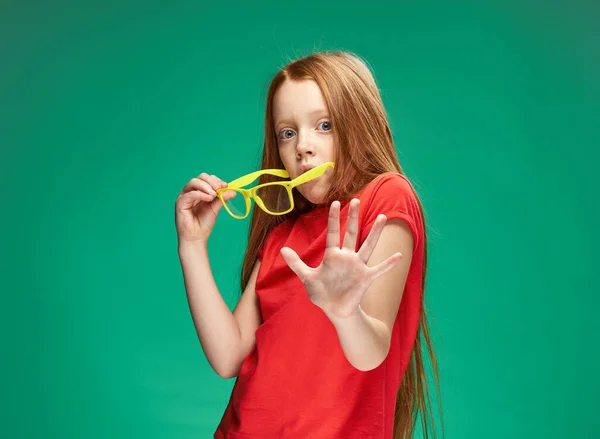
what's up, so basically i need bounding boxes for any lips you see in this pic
[299,163,316,175]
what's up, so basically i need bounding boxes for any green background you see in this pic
[2,1,598,437]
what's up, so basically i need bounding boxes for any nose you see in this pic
[295,132,315,159]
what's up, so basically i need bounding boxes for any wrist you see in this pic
[327,304,363,326]
[178,239,208,255]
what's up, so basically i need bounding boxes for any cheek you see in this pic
[278,142,296,158]
[323,140,337,160]
[278,156,296,177]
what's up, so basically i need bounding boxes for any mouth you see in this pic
[299,164,316,175]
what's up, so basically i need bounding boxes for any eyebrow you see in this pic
[274,109,330,129]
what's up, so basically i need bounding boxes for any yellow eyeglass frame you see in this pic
[215,161,335,219]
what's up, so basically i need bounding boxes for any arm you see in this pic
[329,305,391,371]
[329,218,414,371]
[178,242,262,378]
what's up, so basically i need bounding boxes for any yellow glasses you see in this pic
[216,162,335,219]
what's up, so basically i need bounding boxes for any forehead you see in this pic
[272,79,329,121]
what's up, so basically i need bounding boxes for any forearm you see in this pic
[329,305,391,371]
[178,242,241,378]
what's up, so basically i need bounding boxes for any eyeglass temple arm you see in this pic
[289,162,335,188]
[225,169,289,189]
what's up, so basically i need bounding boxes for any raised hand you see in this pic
[175,172,236,246]
[280,198,403,320]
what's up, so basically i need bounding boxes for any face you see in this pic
[272,79,336,205]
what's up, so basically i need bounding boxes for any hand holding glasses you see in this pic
[216,162,335,219]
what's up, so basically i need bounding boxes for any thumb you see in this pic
[280,247,308,282]
[212,190,240,215]
[210,194,225,214]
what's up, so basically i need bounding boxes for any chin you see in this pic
[306,195,326,205]
[299,184,328,205]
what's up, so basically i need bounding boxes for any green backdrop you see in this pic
[2,1,598,437]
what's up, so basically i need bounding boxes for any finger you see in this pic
[342,198,360,251]
[368,252,403,280]
[194,173,228,193]
[209,193,226,214]
[280,247,310,282]
[357,214,387,263]
[326,201,341,248]
[181,177,217,196]
[210,174,229,189]
[178,190,214,209]
[218,189,238,202]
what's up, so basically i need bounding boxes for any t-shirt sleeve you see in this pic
[359,174,423,250]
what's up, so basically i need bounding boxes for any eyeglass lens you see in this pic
[255,185,291,213]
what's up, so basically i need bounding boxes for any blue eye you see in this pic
[318,121,332,131]
[278,129,295,140]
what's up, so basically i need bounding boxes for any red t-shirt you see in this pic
[215,172,424,438]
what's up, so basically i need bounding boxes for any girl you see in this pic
[175,51,442,438]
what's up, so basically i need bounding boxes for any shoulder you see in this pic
[357,172,421,215]
[357,172,424,248]
[362,172,417,198]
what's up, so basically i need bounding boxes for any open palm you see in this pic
[280,198,403,320]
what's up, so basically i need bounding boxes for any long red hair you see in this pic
[239,51,443,438]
